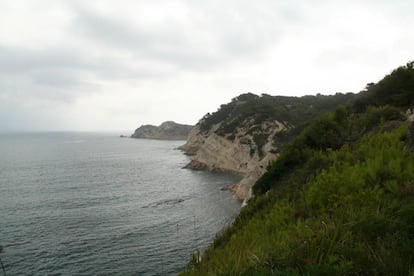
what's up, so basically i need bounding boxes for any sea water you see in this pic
[0,132,241,275]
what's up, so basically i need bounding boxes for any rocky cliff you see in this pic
[131,121,192,140]
[181,119,286,200]
[181,61,414,276]
[180,92,355,201]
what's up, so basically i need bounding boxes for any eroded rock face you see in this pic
[131,121,193,140]
[179,92,357,201]
[180,118,287,201]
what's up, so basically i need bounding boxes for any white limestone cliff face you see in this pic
[180,119,287,201]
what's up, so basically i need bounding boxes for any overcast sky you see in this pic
[0,0,413,132]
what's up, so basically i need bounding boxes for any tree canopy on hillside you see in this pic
[198,92,356,135]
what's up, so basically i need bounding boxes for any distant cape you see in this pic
[131,121,193,140]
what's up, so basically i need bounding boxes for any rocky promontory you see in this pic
[131,121,192,140]
[180,113,286,201]
[180,92,355,201]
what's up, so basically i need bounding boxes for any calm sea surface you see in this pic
[0,132,241,275]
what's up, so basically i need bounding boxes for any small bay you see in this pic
[0,132,241,275]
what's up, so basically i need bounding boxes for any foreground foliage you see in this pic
[182,123,414,275]
[181,62,414,275]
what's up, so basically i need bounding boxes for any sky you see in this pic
[0,0,413,132]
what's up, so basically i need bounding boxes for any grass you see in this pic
[181,122,414,275]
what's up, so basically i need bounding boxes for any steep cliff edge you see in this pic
[181,62,414,275]
[131,121,192,140]
[181,119,286,200]
[180,92,355,200]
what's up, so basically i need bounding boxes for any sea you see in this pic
[0,132,241,275]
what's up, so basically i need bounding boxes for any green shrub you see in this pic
[181,62,414,275]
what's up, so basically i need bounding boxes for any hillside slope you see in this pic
[180,93,355,200]
[181,62,414,275]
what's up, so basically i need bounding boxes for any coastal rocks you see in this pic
[181,118,287,201]
[184,160,209,170]
[178,125,206,155]
[131,121,192,140]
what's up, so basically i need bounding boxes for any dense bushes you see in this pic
[353,62,414,111]
[181,62,414,275]
[198,93,355,136]
[253,104,406,195]
[182,123,414,275]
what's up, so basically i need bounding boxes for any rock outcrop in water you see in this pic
[131,121,192,140]
[180,93,356,201]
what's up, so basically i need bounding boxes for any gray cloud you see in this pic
[72,3,283,70]
[0,46,85,74]
[31,70,81,88]
[0,1,289,106]
[0,43,172,104]
[72,8,221,70]
[0,46,92,103]
[0,0,413,131]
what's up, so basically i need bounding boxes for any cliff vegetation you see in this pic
[181,62,414,275]
[181,91,355,200]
